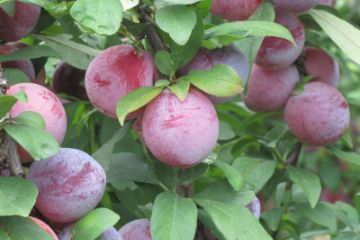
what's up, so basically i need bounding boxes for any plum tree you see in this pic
[27,148,106,223]
[303,47,340,87]
[6,83,67,144]
[85,45,155,118]
[244,64,299,112]
[247,196,261,219]
[29,217,59,240]
[0,43,35,81]
[211,0,261,21]
[273,0,319,13]
[285,82,350,146]
[118,219,151,240]
[142,88,219,167]
[0,1,41,42]
[178,46,248,103]
[256,11,305,70]
[52,62,87,99]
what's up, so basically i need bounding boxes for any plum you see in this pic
[27,148,106,223]
[59,226,122,240]
[0,43,35,81]
[321,187,349,203]
[52,62,87,99]
[85,45,155,118]
[285,82,350,146]
[29,217,58,240]
[318,0,336,6]
[246,196,261,219]
[142,88,219,167]
[0,1,41,42]
[118,219,151,240]
[273,0,320,13]
[256,11,305,70]
[211,0,261,21]
[6,83,67,144]
[304,47,340,87]
[178,46,248,103]
[245,64,299,112]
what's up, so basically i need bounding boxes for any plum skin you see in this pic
[30,217,59,240]
[211,0,262,21]
[304,47,340,87]
[85,45,155,118]
[246,196,261,219]
[118,219,151,240]
[27,148,106,223]
[285,82,350,146]
[273,0,319,13]
[142,88,219,167]
[6,83,67,144]
[256,11,305,70]
[0,1,41,42]
[245,64,300,112]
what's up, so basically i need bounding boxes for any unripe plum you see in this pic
[178,46,249,103]
[142,88,219,167]
[0,1,41,42]
[118,219,151,240]
[6,83,67,144]
[246,196,261,219]
[304,47,340,87]
[245,64,299,112]
[0,43,35,81]
[256,11,305,70]
[29,217,59,240]
[285,82,350,146]
[52,62,87,99]
[211,0,261,21]
[273,0,320,13]
[27,148,106,223]
[85,45,155,118]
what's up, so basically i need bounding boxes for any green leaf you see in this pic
[120,0,139,10]
[3,68,30,85]
[161,0,200,4]
[310,9,360,66]
[0,1,15,16]
[213,161,243,191]
[107,153,158,184]
[232,157,276,192]
[71,208,120,240]
[155,80,171,88]
[32,34,100,70]
[331,148,360,167]
[261,208,284,231]
[151,192,197,240]
[0,96,17,119]
[4,125,59,161]
[205,21,295,44]
[0,177,38,217]
[288,167,321,208]
[0,216,53,240]
[70,0,123,36]
[168,79,190,101]
[196,200,272,240]
[177,164,208,185]
[0,45,59,62]
[14,111,45,130]
[186,64,243,97]
[92,121,132,170]
[155,5,196,45]
[116,86,163,126]
[155,50,174,76]
[0,229,10,240]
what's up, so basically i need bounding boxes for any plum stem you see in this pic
[0,65,24,177]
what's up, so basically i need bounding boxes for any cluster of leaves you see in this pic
[0,0,360,240]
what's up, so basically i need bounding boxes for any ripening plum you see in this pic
[285,82,350,146]
[29,217,59,240]
[142,88,219,167]
[321,187,349,203]
[245,64,300,112]
[6,83,67,144]
[0,1,41,42]
[273,0,320,13]
[318,0,336,6]
[246,196,261,219]
[0,43,35,81]
[27,148,106,223]
[118,219,152,240]
[211,0,261,21]
[256,11,305,70]
[85,45,155,118]
[52,62,87,99]
[178,46,249,103]
[304,47,340,87]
